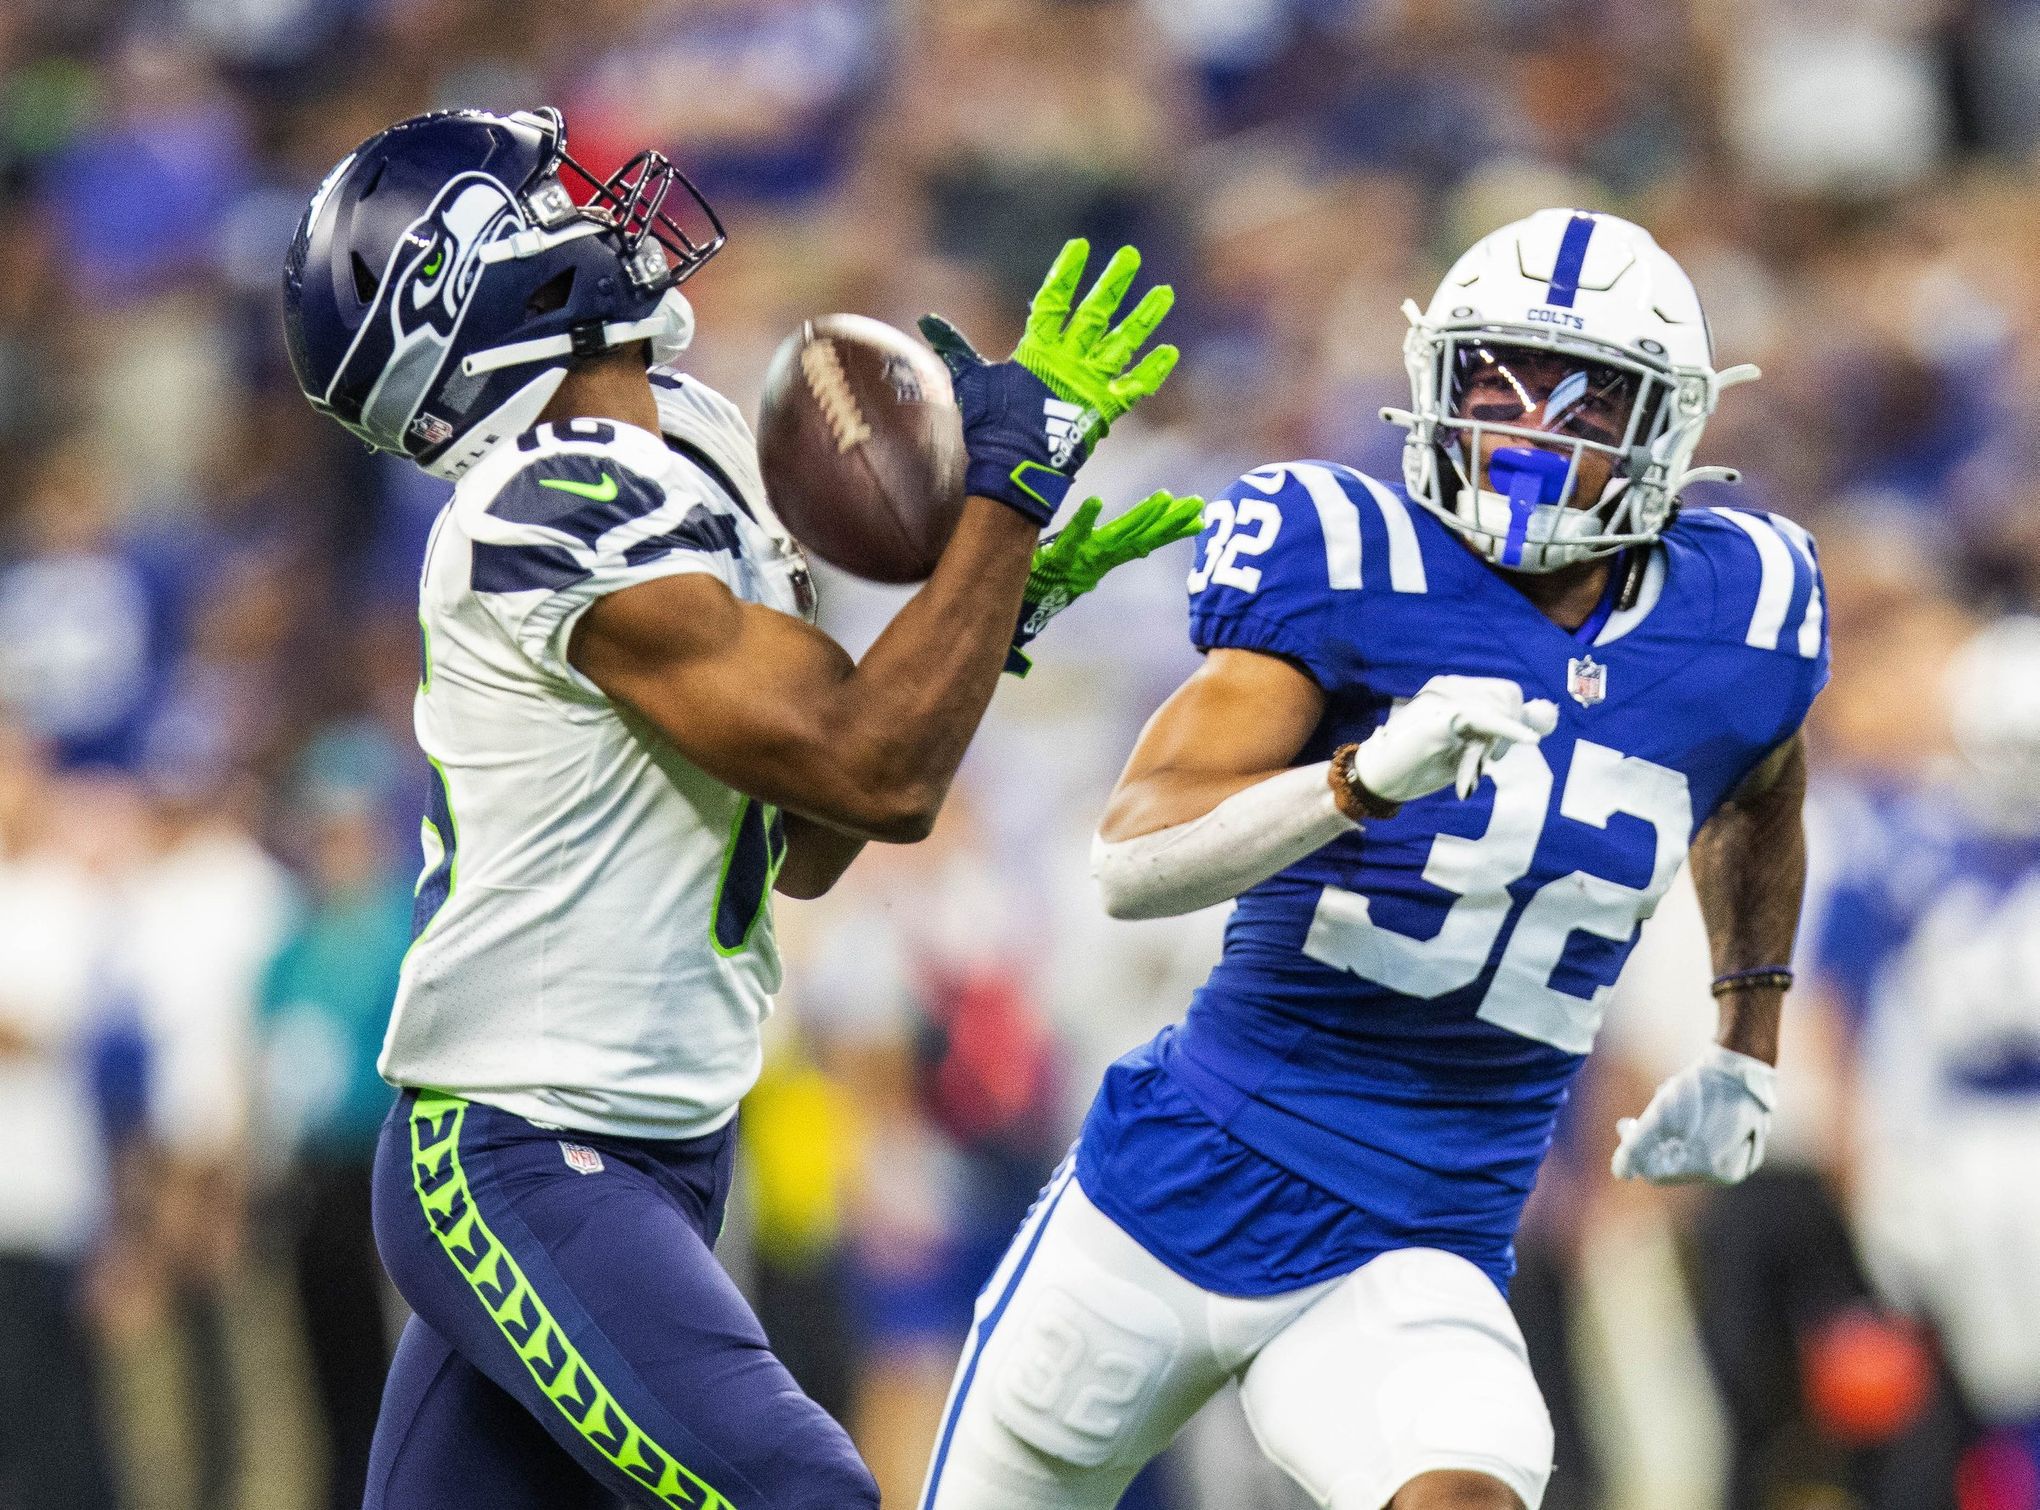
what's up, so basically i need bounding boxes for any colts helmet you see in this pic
[282,107,724,480]
[1384,209,1760,572]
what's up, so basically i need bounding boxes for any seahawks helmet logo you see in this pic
[392,178,518,338]
[328,172,526,452]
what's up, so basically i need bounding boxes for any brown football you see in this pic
[756,314,967,584]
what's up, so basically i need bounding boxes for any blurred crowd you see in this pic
[3,1,2040,1509]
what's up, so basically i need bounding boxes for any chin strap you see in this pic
[476,219,605,267]
[460,288,696,378]
[1616,539,1652,610]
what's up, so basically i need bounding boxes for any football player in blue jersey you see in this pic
[918,209,1830,1510]
[1816,618,2040,1490]
[280,108,1195,1510]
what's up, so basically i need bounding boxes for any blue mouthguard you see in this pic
[1486,446,1572,567]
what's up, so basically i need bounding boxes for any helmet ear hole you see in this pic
[352,251,379,305]
[525,267,576,317]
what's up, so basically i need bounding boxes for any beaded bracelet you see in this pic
[1328,743,1401,823]
[1710,966,1794,998]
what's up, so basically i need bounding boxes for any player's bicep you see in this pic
[1099,648,1327,840]
[1724,729,1806,808]
[569,572,860,813]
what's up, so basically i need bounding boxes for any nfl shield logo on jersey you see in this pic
[559,1142,605,1175]
[1567,654,1607,707]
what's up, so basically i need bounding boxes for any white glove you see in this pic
[1352,675,1559,804]
[1611,1044,1778,1185]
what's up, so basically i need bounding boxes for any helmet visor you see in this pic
[1451,343,1643,449]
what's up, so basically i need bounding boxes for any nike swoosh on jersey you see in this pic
[538,473,619,502]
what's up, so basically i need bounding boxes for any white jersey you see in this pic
[380,366,814,1139]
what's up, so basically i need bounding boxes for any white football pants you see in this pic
[917,1169,1553,1510]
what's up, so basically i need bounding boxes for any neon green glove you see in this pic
[919,239,1180,525]
[1005,490,1207,676]
[1012,239,1180,444]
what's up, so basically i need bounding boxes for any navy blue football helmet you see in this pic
[282,107,724,478]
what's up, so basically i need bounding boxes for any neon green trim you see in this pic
[708,798,784,958]
[427,756,459,911]
[408,1094,737,1509]
[400,755,460,972]
[419,613,435,694]
[415,817,442,897]
[538,473,619,503]
[708,800,747,956]
[1008,461,1064,512]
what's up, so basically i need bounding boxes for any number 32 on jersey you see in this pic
[1187,496,1281,594]
[1305,739,1693,1054]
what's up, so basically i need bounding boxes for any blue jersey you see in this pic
[1077,462,1830,1294]
[1814,785,2040,1098]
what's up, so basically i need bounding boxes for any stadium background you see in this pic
[1,1,2037,1508]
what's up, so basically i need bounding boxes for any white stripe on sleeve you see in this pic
[1718,509,1795,651]
[1281,464,1364,591]
[1354,473,1429,593]
[1772,515,1825,660]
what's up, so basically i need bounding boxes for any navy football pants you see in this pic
[365,1090,878,1510]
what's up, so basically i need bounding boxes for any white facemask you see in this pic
[1454,443,1611,573]
[1462,485,1607,571]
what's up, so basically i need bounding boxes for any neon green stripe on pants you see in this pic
[408,1092,737,1509]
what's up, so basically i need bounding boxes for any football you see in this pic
[756,314,968,584]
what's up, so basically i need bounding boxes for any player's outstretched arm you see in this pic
[1098,649,1330,843]
[1092,652,1557,919]
[1612,732,1808,1185]
[572,496,1038,845]
[577,239,1180,855]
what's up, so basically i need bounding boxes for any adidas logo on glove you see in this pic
[1044,398,1092,468]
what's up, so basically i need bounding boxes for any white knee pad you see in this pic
[1241,1248,1554,1510]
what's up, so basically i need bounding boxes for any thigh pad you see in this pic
[989,1272,1184,1469]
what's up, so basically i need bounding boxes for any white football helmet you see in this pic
[1946,616,2040,825]
[1384,208,1761,572]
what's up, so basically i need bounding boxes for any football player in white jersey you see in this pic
[281,107,1190,1510]
[918,210,1825,1510]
